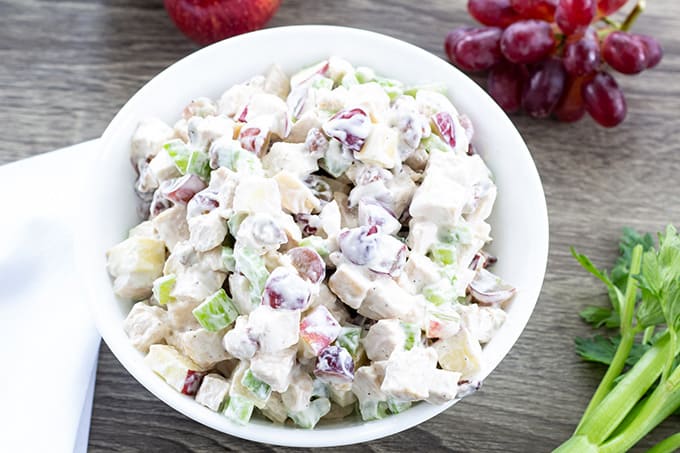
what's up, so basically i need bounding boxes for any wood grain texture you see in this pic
[2,0,679,451]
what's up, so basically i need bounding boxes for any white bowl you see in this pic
[81,25,549,447]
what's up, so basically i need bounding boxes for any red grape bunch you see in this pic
[445,0,662,127]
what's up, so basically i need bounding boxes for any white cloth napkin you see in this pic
[0,140,101,453]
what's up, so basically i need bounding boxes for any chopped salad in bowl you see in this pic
[106,56,517,429]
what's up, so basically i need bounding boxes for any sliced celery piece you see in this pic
[400,322,421,350]
[289,397,331,429]
[374,76,404,101]
[421,134,451,153]
[186,150,211,181]
[241,369,272,403]
[192,289,238,332]
[227,212,247,237]
[312,76,334,90]
[422,280,457,306]
[387,398,412,414]
[355,66,375,83]
[429,242,457,266]
[221,246,236,273]
[319,140,352,178]
[341,72,359,88]
[223,395,254,425]
[299,236,330,257]
[152,274,176,305]
[403,83,448,97]
[336,325,362,356]
[312,378,330,399]
[234,246,270,297]
[164,139,191,174]
[359,400,389,421]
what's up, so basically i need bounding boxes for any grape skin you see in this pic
[522,58,566,118]
[602,31,646,75]
[555,0,596,35]
[487,62,527,113]
[468,0,520,27]
[445,27,504,72]
[500,20,555,64]
[582,72,627,127]
[563,28,600,76]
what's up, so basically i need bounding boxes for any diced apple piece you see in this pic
[144,344,205,395]
[458,303,507,343]
[273,171,321,215]
[232,176,281,215]
[433,327,483,379]
[123,302,170,353]
[195,373,230,412]
[288,397,331,429]
[107,236,166,300]
[192,288,239,332]
[300,306,341,357]
[425,304,462,339]
[355,124,399,169]
[264,64,290,100]
[262,267,311,311]
[290,60,329,88]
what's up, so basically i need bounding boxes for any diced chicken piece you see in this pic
[426,369,462,405]
[407,220,438,255]
[287,110,322,143]
[362,319,406,361]
[247,305,301,353]
[187,115,235,151]
[195,373,230,411]
[250,346,297,393]
[281,366,314,413]
[326,56,354,83]
[433,327,483,379]
[328,262,374,309]
[358,278,413,321]
[263,64,290,100]
[107,236,166,300]
[171,267,226,303]
[205,167,239,213]
[405,146,429,172]
[148,148,181,184]
[261,391,288,424]
[173,118,189,142]
[123,302,170,353]
[218,79,264,117]
[458,303,507,343]
[328,383,356,407]
[239,92,289,138]
[183,97,218,119]
[399,253,441,294]
[222,316,258,360]
[380,347,438,401]
[167,328,231,369]
[273,171,321,214]
[188,210,228,252]
[232,176,281,214]
[355,124,399,169]
[410,174,468,225]
[319,200,341,238]
[166,299,201,331]
[352,364,388,420]
[262,142,319,178]
[309,284,351,324]
[299,305,342,357]
[130,118,175,163]
[152,204,189,251]
[228,273,256,315]
[415,89,458,117]
[386,171,417,218]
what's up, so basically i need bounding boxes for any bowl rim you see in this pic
[82,24,549,447]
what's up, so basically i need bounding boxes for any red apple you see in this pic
[164,0,282,45]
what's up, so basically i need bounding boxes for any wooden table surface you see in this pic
[2,0,679,451]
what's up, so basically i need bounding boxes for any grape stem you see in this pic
[621,0,646,32]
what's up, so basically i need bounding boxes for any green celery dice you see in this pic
[234,246,269,296]
[241,369,272,402]
[152,274,176,305]
[164,139,191,174]
[422,280,456,306]
[374,77,404,101]
[289,397,331,429]
[221,246,236,273]
[403,83,448,97]
[336,325,362,356]
[355,66,375,83]
[312,76,334,90]
[299,236,330,257]
[311,379,329,399]
[429,243,457,266]
[421,134,451,153]
[359,400,389,421]
[387,398,411,414]
[223,395,254,425]
[319,140,352,178]
[186,150,211,181]
[400,322,421,350]
[192,289,238,332]
[341,72,359,88]
[227,212,248,237]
